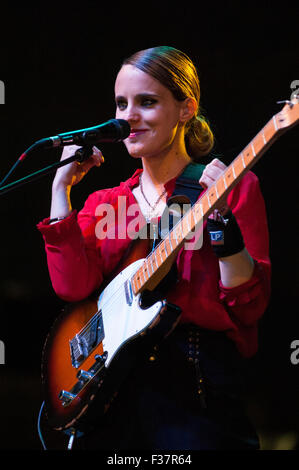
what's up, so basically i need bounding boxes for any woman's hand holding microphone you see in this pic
[50,145,104,222]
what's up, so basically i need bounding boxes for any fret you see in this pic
[173,225,183,244]
[143,261,149,281]
[158,245,164,264]
[161,240,168,259]
[183,215,191,239]
[215,177,226,199]
[171,227,178,246]
[168,233,174,251]
[139,266,146,285]
[199,202,204,218]
[207,185,218,207]
[153,249,159,269]
[272,115,278,131]
[165,235,173,255]
[192,202,204,229]
[193,202,204,221]
[163,239,168,256]
[251,142,256,157]
[135,270,142,290]
[172,231,179,249]
[224,167,234,186]
[252,133,264,154]
[148,255,154,275]
[192,205,199,224]
[243,146,254,166]
[232,156,243,178]
[223,174,227,190]
[241,152,246,168]
[131,277,137,294]
[207,192,211,208]
[232,162,236,179]
[185,211,191,232]
[262,131,267,144]
[187,209,195,232]
[200,196,210,216]
[180,214,189,238]
[182,217,187,239]
[163,240,168,258]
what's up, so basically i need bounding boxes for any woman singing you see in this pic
[38,46,271,450]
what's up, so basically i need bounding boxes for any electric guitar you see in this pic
[41,97,299,432]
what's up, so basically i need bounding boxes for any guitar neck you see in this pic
[131,104,298,296]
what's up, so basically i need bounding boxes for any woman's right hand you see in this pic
[52,145,104,191]
[50,145,104,221]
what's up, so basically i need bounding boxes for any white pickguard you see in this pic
[97,259,163,367]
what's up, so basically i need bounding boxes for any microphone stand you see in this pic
[0,146,93,197]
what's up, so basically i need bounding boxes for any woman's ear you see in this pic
[179,97,197,123]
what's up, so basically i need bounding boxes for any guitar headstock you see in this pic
[276,95,299,130]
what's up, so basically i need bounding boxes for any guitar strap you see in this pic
[170,161,206,205]
[157,161,206,238]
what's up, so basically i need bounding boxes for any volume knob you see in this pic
[77,369,94,382]
[58,390,76,407]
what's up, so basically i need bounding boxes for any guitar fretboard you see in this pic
[130,110,293,296]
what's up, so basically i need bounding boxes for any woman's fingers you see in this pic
[199,158,230,217]
[53,145,104,188]
[199,158,226,188]
[91,146,105,166]
[78,146,104,172]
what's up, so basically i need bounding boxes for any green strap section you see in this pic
[180,162,205,181]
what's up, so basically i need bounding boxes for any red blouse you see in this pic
[37,168,271,358]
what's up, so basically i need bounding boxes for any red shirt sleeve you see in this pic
[219,171,271,328]
[36,193,104,302]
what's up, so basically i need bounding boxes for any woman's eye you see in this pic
[116,100,127,110]
[142,98,157,107]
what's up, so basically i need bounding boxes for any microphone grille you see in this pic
[113,119,131,140]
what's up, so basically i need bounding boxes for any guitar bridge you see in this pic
[59,352,108,407]
[69,311,104,368]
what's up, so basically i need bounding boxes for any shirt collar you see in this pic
[124,167,184,200]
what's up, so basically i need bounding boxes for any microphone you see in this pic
[0,119,131,189]
[40,118,131,149]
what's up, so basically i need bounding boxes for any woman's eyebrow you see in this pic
[137,93,160,98]
[115,95,126,102]
[115,93,160,101]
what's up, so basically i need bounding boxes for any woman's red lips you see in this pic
[129,129,148,137]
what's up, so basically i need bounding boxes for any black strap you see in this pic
[157,162,206,239]
[170,162,205,205]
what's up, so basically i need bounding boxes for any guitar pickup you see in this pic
[69,311,104,368]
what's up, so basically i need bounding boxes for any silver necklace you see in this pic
[139,174,167,219]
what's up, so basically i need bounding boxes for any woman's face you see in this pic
[115,64,188,159]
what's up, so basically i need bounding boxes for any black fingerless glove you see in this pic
[207,210,245,258]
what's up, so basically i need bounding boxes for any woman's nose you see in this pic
[123,104,141,123]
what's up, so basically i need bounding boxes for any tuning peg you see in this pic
[277,100,294,108]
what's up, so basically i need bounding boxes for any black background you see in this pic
[0,2,298,451]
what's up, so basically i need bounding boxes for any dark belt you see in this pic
[162,323,247,407]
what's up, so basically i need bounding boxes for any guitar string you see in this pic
[72,208,203,347]
[68,174,243,361]
[83,127,276,338]
[72,185,216,346]
[73,283,134,343]
[58,120,282,358]
[79,195,205,335]
[75,154,252,339]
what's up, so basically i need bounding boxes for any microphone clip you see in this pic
[74,145,94,163]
